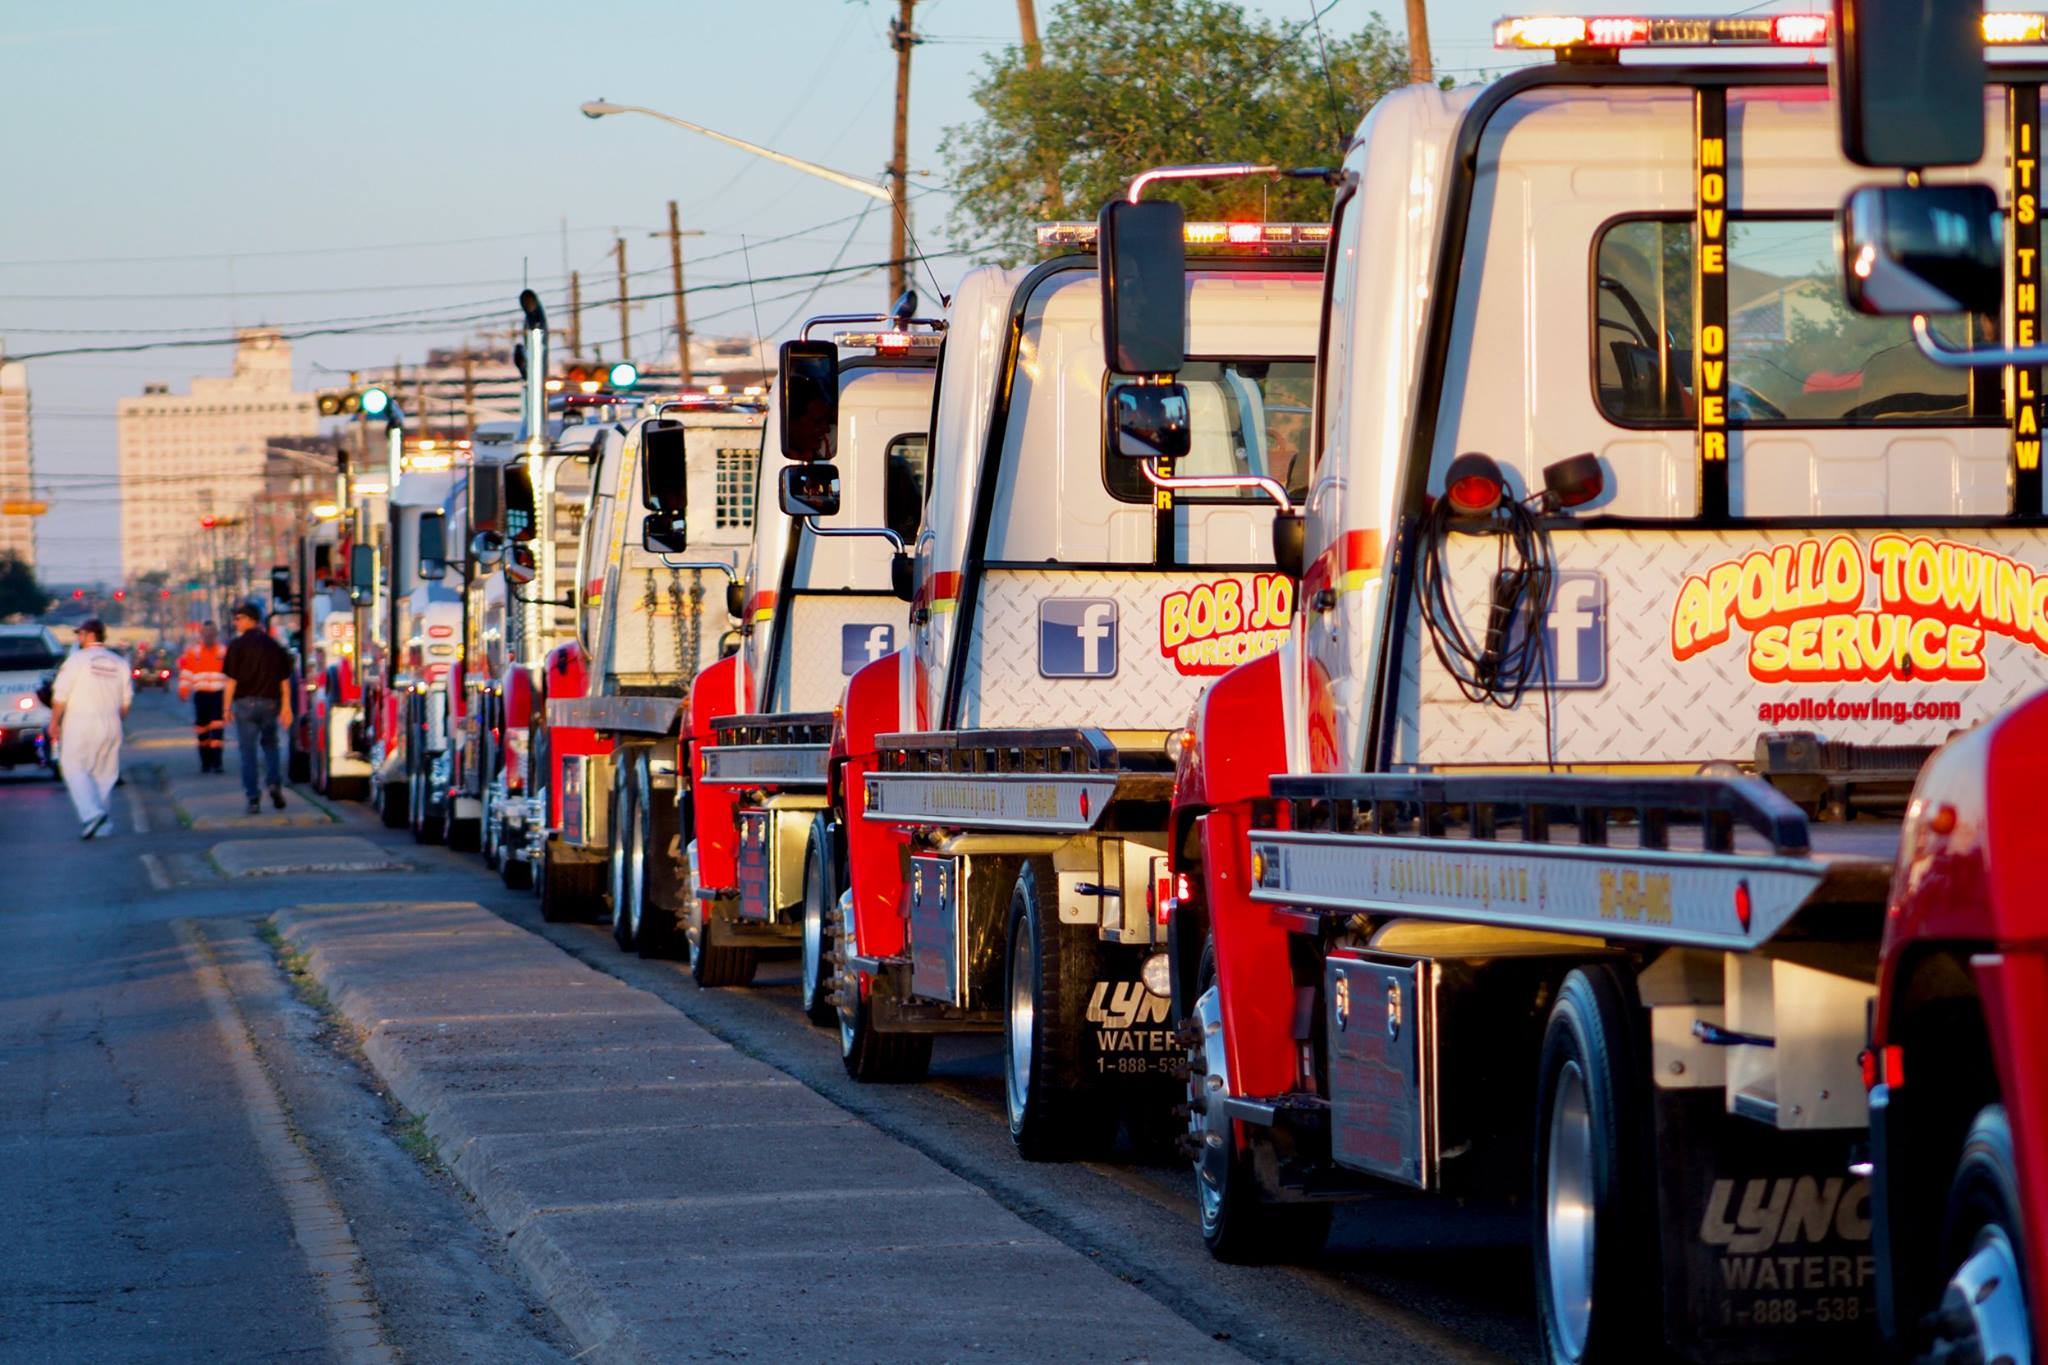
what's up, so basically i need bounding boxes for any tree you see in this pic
[941,0,1411,260]
[0,553,48,621]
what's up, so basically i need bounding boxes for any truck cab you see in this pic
[1143,22,2048,1365]
[365,464,458,832]
[658,319,938,1003]
[832,236,1320,1160]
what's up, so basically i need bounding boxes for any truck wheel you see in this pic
[1004,859,1117,1161]
[538,840,600,922]
[448,815,480,853]
[609,762,637,951]
[798,819,837,1025]
[376,778,404,827]
[1533,964,1656,1365]
[408,765,445,844]
[499,834,533,890]
[1188,940,1331,1262]
[632,754,683,960]
[480,738,501,870]
[831,892,929,1081]
[1927,1105,2032,1365]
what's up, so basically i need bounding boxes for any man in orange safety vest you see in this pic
[177,620,228,772]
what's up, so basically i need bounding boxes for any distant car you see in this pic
[131,646,173,691]
[0,623,63,778]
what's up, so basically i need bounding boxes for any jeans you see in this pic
[232,698,283,801]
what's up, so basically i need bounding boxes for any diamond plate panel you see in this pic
[768,593,903,712]
[960,569,1285,730]
[1416,528,2048,764]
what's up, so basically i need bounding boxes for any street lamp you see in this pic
[579,100,893,203]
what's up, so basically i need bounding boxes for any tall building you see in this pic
[0,356,33,568]
[118,329,317,581]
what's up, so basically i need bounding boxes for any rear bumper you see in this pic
[0,728,49,766]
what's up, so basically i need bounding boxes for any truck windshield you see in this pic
[1595,217,1994,426]
[1106,358,1314,502]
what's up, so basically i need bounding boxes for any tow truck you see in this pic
[1113,15,2048,1364]
[657,314,937,1003]
[359,448,459,834]
[827,229,1320,1156]
[292,519,372,800]
[537,390,761,934]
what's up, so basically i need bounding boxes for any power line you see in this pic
[0,226,644,271]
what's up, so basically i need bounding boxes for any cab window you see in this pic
[1105,358,1315,502]
[1594,217,1993,426]
[881,433,927,544]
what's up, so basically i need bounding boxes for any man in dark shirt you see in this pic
[221,601,294,814]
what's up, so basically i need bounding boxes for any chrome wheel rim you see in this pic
[1546,1059,1596,1361]
[608,787,628,933]
[1005,930,1035,1129]
[626,779,646,939]
[685,897,704,964]
[834,896,859,1058]
[1943,1225,2032,1365]
[1191,985,1230,1232]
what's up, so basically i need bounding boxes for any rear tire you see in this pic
[379,779,408,828]
[798,820,837,1025]
[1532,964,1657,1365]
[833,891,930,1082]
[1926,1105,2032,1365]
[633,754,683,960]
[1005,859,1116,1162]
[409,760,445,845]
[499,833,534,890]
[1189,940,1332,1262]
[448,816,480,853]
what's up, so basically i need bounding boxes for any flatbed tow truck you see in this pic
[1109,15,2048,1364]
[830,229,1322,1155]
[539,391,760,935]
[660,314,937,1004]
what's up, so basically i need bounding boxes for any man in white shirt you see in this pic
[50,619,133,840]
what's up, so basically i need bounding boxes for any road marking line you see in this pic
[140,854,171,891]
[130,794,150,833]
[172,919,398,1365]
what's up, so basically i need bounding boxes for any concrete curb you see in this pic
[276,901,1239,1364]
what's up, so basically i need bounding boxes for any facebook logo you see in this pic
[1039,599,1119,679]
[840,623,895,674]
[1542,572,1606,689]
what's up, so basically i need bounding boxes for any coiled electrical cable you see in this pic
[1416,479,1556,710]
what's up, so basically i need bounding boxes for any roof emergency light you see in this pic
[832,330,944,354]
[1035,222,1332,251]
[1496,10,2048,53]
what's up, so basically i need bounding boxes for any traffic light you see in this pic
[316,385,393,417]
[559,360,637,391]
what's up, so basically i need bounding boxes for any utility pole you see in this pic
[1015,0,1060,214]
[651,201,703,384]
[461,347,476,440]
[569,271,583,356]
[1406,0,1433,84]
[613,235,631,362]
[888,0,920,304]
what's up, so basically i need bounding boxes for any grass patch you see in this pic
[394,1112,439,1165]
[259,918,334,1017]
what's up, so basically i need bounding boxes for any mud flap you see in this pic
[1082,950,1178,1086]
[1653,1088,1879,1362]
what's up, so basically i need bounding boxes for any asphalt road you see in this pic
[0,693,569,1363]
[1,692,1546,1362]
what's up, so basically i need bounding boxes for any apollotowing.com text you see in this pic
[1756,696,1965,727]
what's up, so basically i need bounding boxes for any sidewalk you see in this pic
[157,759,334,830]
[278,901,1237,1364]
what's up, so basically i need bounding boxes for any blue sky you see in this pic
[0,0,1718,580]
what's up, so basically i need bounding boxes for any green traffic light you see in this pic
[607,361,639,390]
[360,386,391,417]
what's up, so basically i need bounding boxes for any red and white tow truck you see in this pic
[829,229,1321,1157]
[537,392,760,931]
[1115,16,2047,1364]
[663,314,938,1002]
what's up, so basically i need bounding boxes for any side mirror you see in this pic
[470,466,505,533]
[643,512,689,555]
[348,545,375,606]
[470,531,505,567]
[640,418,689,512]
[779,462,841,519]
[418,512,448,582]
[778,340,839,460]
[889,552,915,603]
[1271,511,1306,579]
[504,464,537,542]
[270,565,293,607]
[1108,381,1192,460]
[505,544,536,586]
[725,580,746,620]
[1099,199,1186,375]
[1834,0,1984,169]
[1840,184,2002,317]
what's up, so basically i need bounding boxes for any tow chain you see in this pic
[666,569,705,683]
[641,569,658,677]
